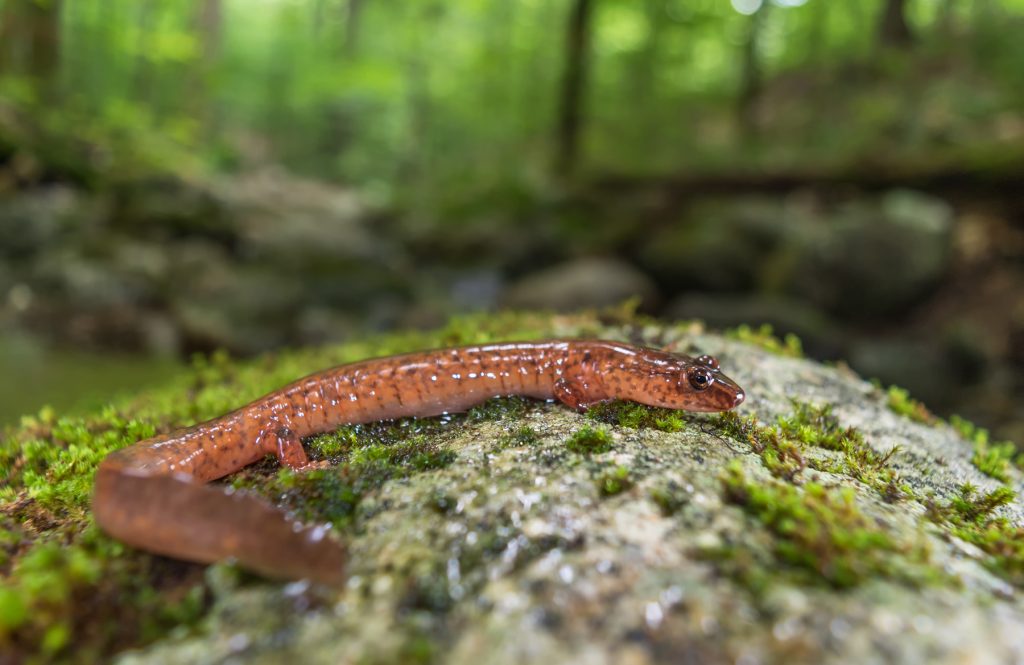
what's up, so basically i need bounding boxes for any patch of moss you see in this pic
[586,400,686,432]
[0,530,207,663]
[564,425,614,455]
[596,465,634,497]
[778,402,904,497]
[307,427,360,458]
[719,462,941,589]
[649,480,688,515]
[950,415,1021,483]
[711,403,907,502]
[495,425,541,450]
[467,396,531,423]
[1,407,157,512]
[885,385,935,424]
[712,411,806,481]
[397,631,439,665]
[725,323,803,358]
[426,489,457,514]
[269,435,458,529]
[926,483,1024,585]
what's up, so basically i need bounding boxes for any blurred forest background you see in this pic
[0,0,1022,442]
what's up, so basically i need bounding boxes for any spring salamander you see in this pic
[93,340,745,585]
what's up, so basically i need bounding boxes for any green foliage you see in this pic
[725,324,803,358]
[564,425,614,455]
[2,0,1022,204]
[719,462,941,590]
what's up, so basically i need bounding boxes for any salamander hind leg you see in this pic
[553,377,610,412]
[274,427,311,470]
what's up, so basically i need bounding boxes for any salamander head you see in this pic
[636,352,745,413]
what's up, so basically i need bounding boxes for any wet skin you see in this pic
[92,340,745,585]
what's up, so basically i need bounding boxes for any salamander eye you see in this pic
[687,367,714,391]
[695,355,719,369]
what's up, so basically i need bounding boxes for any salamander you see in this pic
[92,340,745,585]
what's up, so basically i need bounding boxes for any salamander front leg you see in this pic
[273,427,310,470]
[553,377,610,412]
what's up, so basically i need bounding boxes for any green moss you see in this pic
[269,435,457,529]
[586,400,685,432]
[272,468,362,528]
[649,480,688,515]
[725,323,803,358]
[0,530,207,663]
[971,443,1016,483]
[398,633,438,665]
[466,396,531,422]
[597,465,634,496]
[564,425,614,455]
[307,427,359,458]
[927,483,1024,585]
[712,411,806,481]
[951,415,1021,482]
[885,385,935,424]
[1,407,157,512]
[495,425,541,449]
[720,462,940,589]
[711,403,907,502]
[426,489,457,514]
[778,402,904,495]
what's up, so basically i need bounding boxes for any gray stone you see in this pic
[635,196,792,292]
[789,190,954,317]
[0,185,92,258]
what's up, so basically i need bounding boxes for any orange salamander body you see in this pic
[93,340,745,585]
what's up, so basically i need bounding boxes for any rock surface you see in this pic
[109,322,1024,665]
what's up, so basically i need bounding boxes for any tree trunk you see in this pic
[27,0,61,83]
[554,0,594,178]
[198,0,223,62]
[345,0,364,59]
[194,0,223,136]
[0,0,62,88]
[878,0,914,48]
[0,2,15,75]
[737,3,769,139]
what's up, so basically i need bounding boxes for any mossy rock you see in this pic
[2,310,1023,664]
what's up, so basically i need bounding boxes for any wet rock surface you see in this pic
[112,326,1024,665]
